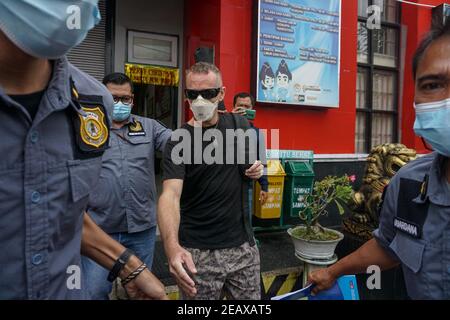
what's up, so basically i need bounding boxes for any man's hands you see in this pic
[246,160,264,180]
[123,271,168,300]
[259,190,268,205]
[167,245,198,297]
[307,268,338,295]
[120,255,168,300]
[232,107,246,116]
[307,239,401,295]
[81,214,168,300]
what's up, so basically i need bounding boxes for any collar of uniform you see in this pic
[0,85,27,118]
[44,56,71,111]
[0,58,71,120]
[414,153,450,206]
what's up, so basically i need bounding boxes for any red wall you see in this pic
[184,0,442,154]
[183,0,222,121]
[185,0,357,153]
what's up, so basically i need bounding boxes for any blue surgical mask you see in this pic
[0,0,101,59]
[113,102,132,122]
[414,98,450,157]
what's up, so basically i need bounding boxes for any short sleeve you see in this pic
[151,119,172,152]
[372,175,401,259]
[162,132,185,181]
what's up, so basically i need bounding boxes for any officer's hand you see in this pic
[245,160,264,180]
[218,109,227,114]
[124,268,168,300]
[308,268,337,295]
[232,107,246,116]
[259,191,269,205]
[168,246,197,297]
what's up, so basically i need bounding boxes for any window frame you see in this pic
[356,0,401,153]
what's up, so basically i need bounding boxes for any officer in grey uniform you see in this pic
[373,152,450,299]
[0,0,166,300]
[82,73,171,299]
[309,20,450,299]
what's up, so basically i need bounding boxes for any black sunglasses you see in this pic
[185,88,221,100]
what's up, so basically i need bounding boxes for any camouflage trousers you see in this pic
[181,242,261,300]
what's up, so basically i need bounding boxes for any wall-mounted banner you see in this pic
[256,0,341,108]
[125,63,179,87]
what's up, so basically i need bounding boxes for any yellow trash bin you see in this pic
[254,160,286,219]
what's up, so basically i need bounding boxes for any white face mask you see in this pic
[190,95,218,122]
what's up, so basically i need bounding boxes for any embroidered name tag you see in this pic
[393,217,420,238]
[128,131,146,136]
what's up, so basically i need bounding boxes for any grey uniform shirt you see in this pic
[0,57,113,299]
[373,152,450,299]
[87,115,171,233]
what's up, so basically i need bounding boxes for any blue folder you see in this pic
[271,275,360,300]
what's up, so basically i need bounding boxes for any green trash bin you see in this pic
[283,160,315,218]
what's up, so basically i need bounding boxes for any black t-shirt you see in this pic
[162,113,254,249]
[9,89,46,120]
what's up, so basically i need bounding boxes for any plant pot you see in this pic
[287,225,344,260]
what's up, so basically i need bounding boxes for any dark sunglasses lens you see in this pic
[185,89,220,100]
[201,89,220,99]
[185,90,199,100]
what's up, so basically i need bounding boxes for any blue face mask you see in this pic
[414,98,450,157]
[0,0,101,59]
[112,102,132,122]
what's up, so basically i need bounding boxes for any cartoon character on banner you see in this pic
[276,59,292,103]
[259,62,275,101]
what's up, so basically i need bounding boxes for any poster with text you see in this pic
[256,0,341,107]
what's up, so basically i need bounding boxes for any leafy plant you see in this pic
[296,175,355,240]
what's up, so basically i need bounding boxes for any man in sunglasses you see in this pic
[158,62,265,300]
[81,73,172,299]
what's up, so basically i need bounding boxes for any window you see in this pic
[357,22,369,63]
[355,0,400,153]
[373,27,398,67]
[127,31,178,67]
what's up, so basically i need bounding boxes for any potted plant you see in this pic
[288,175,354,260]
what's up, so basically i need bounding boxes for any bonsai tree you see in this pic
[294,175,354,241]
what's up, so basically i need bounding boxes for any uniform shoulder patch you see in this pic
[128,120,146,136]
[69,80,110,157]
[78,106,109,148]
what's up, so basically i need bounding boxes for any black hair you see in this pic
[102,72,134,92]
[233,92,255,107]
[276,59,292,80]
[259,62,275,89]
[413,17,450,79]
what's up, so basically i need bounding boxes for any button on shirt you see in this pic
[86,115,171,233]
[373,152,450,299]
[0,57,113,299]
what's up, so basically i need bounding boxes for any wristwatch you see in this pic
[107,249,134,282]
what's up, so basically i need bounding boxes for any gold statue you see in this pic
[344,143,417,240]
